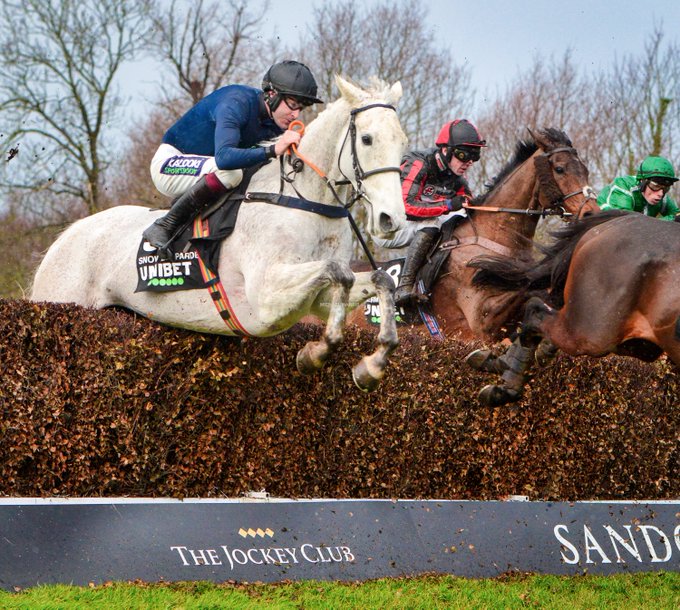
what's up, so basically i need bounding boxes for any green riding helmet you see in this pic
[636,155,678,183]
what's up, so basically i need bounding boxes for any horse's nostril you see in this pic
[379,212,394,233]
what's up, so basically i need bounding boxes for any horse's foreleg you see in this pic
[478,297,553,407]
[296,262,354,375]
[350,269,400,392]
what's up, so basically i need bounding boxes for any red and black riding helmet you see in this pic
[435,119,487,163]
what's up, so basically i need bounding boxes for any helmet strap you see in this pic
[265,90,283,113]
[436,147,451,170]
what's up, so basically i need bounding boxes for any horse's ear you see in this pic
[529,127,549,151]
[335,74,364,105]
[387,81,403,106]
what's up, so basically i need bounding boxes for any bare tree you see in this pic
[149,0,273,110]
[296,0,473,149]
[0,0,154,218]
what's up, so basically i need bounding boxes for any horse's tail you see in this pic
[469,255,539,293]
[470,209,629,304]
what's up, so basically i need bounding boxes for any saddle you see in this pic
[135,164,262,294]
[413,214,465,298]
[359,215,465,331]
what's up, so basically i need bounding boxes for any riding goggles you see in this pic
[452,147,481,163]
[283,96,312,111]
[647,180,673,194]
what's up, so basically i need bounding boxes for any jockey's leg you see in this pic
[143,170,240,259]
[393,227,439,307]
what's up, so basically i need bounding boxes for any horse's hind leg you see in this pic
[296,262,354,375]
[351,269,400,391]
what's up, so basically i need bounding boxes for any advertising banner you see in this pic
[0,498,678,589]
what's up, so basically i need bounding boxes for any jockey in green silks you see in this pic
[597,155,679,220]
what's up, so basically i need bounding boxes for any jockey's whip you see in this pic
[284,120,379,269]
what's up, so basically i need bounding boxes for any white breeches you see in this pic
[150,143,243,197]
[372,209,467,249]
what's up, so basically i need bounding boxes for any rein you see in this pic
[273,103,401,269]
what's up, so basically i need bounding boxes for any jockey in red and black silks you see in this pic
[389,118,487,307]
[400,148,473,220]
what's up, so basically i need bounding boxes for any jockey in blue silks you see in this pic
[143,60,324,257]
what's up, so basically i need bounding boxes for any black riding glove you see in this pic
[445,195,468,212]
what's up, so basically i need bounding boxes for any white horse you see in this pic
[31,75,408,390]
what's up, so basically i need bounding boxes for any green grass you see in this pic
[1,573,678,609]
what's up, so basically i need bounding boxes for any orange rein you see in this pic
[286,120,327,178]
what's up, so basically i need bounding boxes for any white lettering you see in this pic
[340,546,355,562]
[554,525,579,564]
[246,549,264,565]
[231,549,248,565]
[221,546,234,570]
[639,525,672,563]
[674,525,680,552]
[316,546,333,563]
[271,548,288,564]
[584,525,612,564]
[301,543,319,563]
[605,525,642,563]
[171,545,190,566]
[206,549,222,565]
[188,548,211,565]
[284,547,299,564]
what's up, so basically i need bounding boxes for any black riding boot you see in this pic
[393,227,439,307]
[143,176,221,258]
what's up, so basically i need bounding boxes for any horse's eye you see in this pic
[554,166,565,174]
[361,134,373,145]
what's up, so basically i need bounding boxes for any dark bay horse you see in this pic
[468,210,680,406]
[349,128,599,341]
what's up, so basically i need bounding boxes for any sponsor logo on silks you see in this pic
[422,185,435,197]
[160,156,208,176]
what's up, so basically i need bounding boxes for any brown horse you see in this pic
[467,209,680,406]
[349,127,599,341]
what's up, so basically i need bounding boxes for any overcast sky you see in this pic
[268,1,677,83]
[120,0,679,116]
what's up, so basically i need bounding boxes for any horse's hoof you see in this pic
[296,346,324,375]
[352,358,382,392]
[535,341,558,367]
[465,349,508,374]
[478,384,521,407]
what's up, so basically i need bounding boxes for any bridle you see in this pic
[335,103,402,208]
[279,102,402,268]
[280,102,401,208]
[463,145,597,218]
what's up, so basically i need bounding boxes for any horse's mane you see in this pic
[473,127,573,206]
[469,209,629,305]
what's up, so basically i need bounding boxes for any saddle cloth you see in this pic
[134,164,265,294]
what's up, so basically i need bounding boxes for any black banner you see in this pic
[0,498,678,590]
